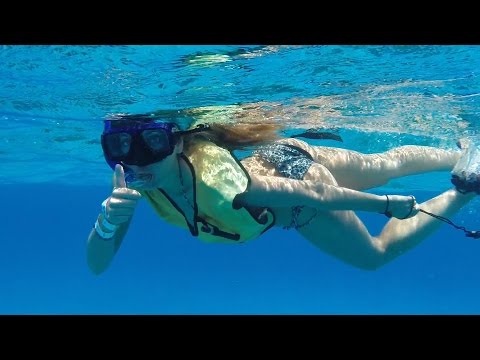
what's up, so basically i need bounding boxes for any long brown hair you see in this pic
[182,122,284,152]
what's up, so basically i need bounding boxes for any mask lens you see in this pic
[105,133,132,157]
[141,129,171,152]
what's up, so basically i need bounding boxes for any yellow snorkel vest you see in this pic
[139,140,275,244]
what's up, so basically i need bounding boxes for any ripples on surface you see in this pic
[1,45,480,188]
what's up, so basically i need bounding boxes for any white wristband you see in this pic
[101,199,119,232]
[94,219,115,240]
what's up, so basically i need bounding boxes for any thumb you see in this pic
[113,164,127,189]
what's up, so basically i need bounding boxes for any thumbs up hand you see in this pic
[103,164,142,225]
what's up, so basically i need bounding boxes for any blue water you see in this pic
[2,45,480,314]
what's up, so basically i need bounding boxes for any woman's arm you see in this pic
[238,174,418,219]
[86,164,142,275]
[86,214,133,275]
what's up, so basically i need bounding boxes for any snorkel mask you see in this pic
[101,113,209,170]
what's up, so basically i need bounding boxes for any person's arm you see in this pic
[238,174,418,219]
[86,164,142,275]
[87,214,133,275]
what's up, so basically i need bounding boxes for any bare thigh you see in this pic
[270,201,384,270]
[294,207,384,270]
[275,138,460,190]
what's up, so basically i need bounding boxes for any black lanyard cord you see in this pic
[418,208,480,239]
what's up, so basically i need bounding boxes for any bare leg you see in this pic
[277,138,462,190]
[377,189,475,254]
[242,139,475,269]
[293,152,476,270]
[294,189,475,270]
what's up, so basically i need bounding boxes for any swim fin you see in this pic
[290,129,343,142]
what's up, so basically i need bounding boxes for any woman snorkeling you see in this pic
[87,110,480,274]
